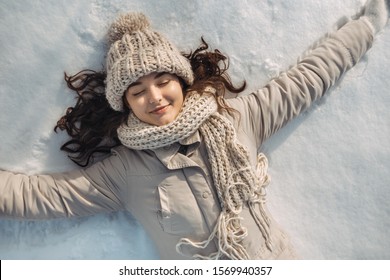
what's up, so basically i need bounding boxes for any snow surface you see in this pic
[0,0,389,259]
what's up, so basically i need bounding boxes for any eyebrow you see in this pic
[127,72,167,89]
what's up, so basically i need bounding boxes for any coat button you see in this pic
[202,192,209,199]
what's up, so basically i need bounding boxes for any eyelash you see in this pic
[158,79,170,86]
[132,90,144,97]
[132,79,170,96]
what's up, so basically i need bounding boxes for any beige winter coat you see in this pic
[0,18,373,259]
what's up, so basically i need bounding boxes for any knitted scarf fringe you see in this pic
[118,90,272,259]
[176,154,273,260]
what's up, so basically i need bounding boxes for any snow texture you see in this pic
[0,0,389,259]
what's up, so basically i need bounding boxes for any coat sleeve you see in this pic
[0,147,129,220]
[227,17,374,148]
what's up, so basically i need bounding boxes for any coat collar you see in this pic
[152,131,202,170]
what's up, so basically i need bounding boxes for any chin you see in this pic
[155,113,179,126]
[150,117,171,126]
[157,119,174,126]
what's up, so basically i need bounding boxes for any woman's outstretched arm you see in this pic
[228,0,388,148]
[0,147,129,220]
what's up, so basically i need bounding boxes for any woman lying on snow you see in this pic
[1,0,389,259]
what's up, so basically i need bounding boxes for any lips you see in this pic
[150,104,170,114]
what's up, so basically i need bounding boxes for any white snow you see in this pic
[0,0,389,259]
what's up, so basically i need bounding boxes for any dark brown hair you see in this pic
[185,38,246,114]
[55,38,246,167]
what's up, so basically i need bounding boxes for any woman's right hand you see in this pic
[363,0,390,34]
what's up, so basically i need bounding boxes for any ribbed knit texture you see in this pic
[118,90,272,259]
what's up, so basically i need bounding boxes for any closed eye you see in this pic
[158,79,170,87]
[132,90,145,97]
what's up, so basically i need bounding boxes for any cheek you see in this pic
[168,84,184,105]
[176,94,184,108]
[126,96,147,116]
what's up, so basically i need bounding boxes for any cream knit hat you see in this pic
[105,12,194,111]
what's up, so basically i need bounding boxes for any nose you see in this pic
[148,85,162,104]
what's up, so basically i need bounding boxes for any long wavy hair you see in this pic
[55,38,246,167]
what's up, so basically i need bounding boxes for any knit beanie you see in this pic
[105,13,194,111]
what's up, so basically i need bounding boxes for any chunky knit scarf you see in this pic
[117,89,272,259]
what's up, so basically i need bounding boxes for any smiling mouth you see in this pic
[150,104,170,114]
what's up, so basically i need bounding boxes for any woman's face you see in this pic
[124,72,184,126]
